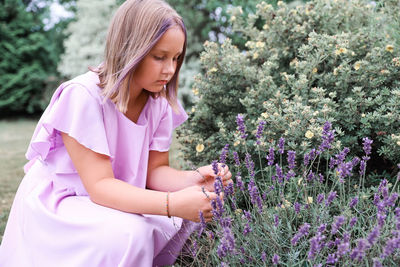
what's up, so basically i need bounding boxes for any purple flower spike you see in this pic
[373,258,383,267]
[317,193,325,204]
[308,232,326,260]
[233,151,240,166]
[256,121,266,145]
[266,147,275,166]
[325,191,337,206]
[219,144,229,166]
[276,164,284,184]
[236,173,244,191]
[236,114,248,139]
[362,137,373,156]
[326,254,337,264]
[349,196,359,209]
[198,211,207,237]
[331,216,346,235]
[349,217,358,227]
[367,226,380,246]
[318,121,335,153]
[245,153,255,178]
[287,150,296,169]
[294,202,301,214]
[278,137,285,154]
[272,254,280,265]
[350,239,369,261]
[243,223,252,236]
[212,160,219,175]
[291,223,310,245]
[274,214,279,227]
[261,251,266,262]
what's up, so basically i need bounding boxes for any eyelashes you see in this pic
[153,55,180,61]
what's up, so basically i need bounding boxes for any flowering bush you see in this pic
[177,119,400,266]
[176,0,400,179]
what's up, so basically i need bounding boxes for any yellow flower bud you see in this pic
[196,144,205,153]
[386,45,394,53]
[307,197,313,204]
[305,130,314,139]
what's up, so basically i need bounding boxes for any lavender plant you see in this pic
[178,118,400,266]
[177,0,400,181]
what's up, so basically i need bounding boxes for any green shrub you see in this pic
[177,0,400,179]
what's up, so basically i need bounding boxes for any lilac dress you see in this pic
[0,71,194,267]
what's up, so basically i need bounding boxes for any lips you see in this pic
[157,80,168,85]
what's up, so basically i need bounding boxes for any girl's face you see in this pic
[132,26,185,94]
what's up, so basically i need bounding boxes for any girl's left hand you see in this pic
[193,163,233,192]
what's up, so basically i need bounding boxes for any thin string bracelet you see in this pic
[166,191,171,218]
[195,168,206,182]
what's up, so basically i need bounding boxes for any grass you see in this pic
[0,118,37,243]
[0,118,183,244]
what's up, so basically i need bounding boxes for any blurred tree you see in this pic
[57,0,118,78]
[0,0,73,115]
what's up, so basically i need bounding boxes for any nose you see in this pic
[162,59,176,75]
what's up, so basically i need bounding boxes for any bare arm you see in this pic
[61,132,218,222]
[147,150,233,193]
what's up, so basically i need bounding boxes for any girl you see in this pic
[0,0,232,266]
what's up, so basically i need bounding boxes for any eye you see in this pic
[174,55,181,61]
[154,56,165,61]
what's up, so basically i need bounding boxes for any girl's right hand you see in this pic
[169,186,221,222]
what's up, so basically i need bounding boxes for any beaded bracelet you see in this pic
[166,192,171,218]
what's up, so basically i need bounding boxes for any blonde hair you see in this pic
[94,0,187,113]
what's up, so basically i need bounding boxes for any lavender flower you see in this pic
[337,241,350,258]
[243,210,252,222]
[276,164,284,184]
[236,114,248,139]
[330,147,350,169]
[306,170,314,182]
[362,137,373,156]
[291,223,310,245]
[278,137,285,154]
[286,170,295,181]
[191,240,198,257]
[219,144,229,166]
[385,192,399,207]
[350,239,369,261]
[212,160,219,175]
[266,147,275,166]
[325,191,337,206]
[294,202,301,214]
[287,150,296,170]
[274,214,279,227]
[349,196,359,209]
[272,254,280,265]
[380,236,400,259]
[245,153,255,177]
[377,212,387,228]
[331,216,346,235]
[217,226,235,258]
[248,179,263,213]
[318,121,335,153]
[214,176,223,195]
[304,148,316,166]
[318,173,324,183]
[233,151,240,166]
[326,254,337,264]
[318,223,327,233]
[317,193,325,204]
[256,121,266,145]
[236,174,244,191]
[198,211,207,237]
[308,232,326,260]
[243,223,252,236]
[224,182,234,197]
[349,217,358,227]
[367,226,380,246]
[373,258,383,267]
[261,251,266,262]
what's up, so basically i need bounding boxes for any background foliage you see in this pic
[177,0,400,181]
[0,0,73,115]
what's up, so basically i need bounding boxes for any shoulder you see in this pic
[55,71,104,105]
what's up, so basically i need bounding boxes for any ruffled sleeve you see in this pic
[149,99,188,152]
[24,82,111,172]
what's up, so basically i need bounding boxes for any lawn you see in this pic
[0,119,37,243]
